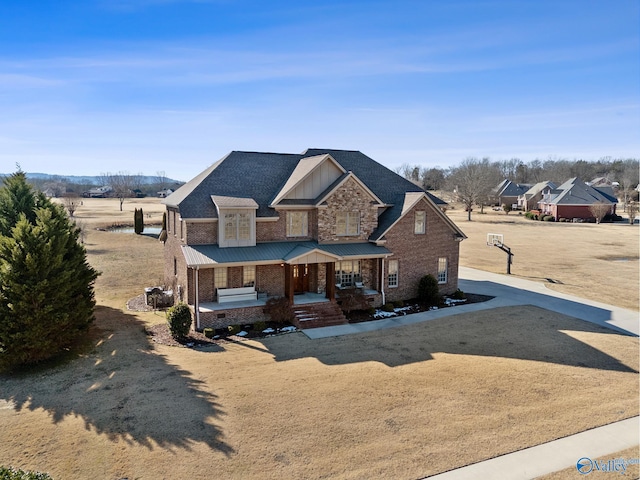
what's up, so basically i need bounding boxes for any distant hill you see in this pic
[0,172,182,186]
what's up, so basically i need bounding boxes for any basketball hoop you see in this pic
[486,233,513,274]
[486,233,504,247]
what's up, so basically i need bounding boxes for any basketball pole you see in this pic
[495,243,514,274]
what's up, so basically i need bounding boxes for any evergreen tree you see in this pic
[0,171,37,236]
[0,172,99,370]
[139,208,144,234]
[159,211,168,242]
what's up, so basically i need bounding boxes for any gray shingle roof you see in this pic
[546,177,618,205]
[164,148,451,241]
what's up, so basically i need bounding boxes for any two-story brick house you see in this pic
[162,149,466,330]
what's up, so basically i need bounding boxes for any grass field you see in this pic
[447,206,640,310]
[0,197,637,480]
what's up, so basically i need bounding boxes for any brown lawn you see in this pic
[446,206,640,311]
[0,197,638,480]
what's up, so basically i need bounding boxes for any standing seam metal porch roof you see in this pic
[181,241,392,268]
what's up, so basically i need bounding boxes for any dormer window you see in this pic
[212,195,258,248]
[224,212,252,241]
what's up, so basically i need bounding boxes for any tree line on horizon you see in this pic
[5,171,185,201]
[396,156,639,192]
[397,156,639,222]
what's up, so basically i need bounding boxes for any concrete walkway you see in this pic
[301,267,639,479]
[424,417,639,480]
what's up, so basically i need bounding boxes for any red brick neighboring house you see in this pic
[162,149,466,330]
[538,177,618,221]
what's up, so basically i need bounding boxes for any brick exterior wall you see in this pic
[257,264,285,297]
[257,216,285,241]
[163,207,189,302]
[185,221,217,245]
[196,306,269,330]
[318,177,379,243]
[257,210,318,242]
[383,198,460,301]
[164,174,462,311]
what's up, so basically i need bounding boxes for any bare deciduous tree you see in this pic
[627,201,638,225]
[589,201,612,224]
[102,171,136,211]
[617,160,640,212]
[62,193,80,217]
[448,158,499,221]
[156,170,167,191]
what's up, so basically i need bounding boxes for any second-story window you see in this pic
[415,211,425,234]
[224,212,252,242]
[286,211,308,237]
[336,211,360,236]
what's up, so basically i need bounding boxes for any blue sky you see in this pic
[0,0,638,181]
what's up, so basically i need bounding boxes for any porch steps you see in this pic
[292,302,348,329]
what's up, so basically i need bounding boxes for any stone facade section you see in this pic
[317,178,379,243]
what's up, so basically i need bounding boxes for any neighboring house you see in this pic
[538,177,618,221]
[162,149,466,330]
[517,181,557,211]
[157,189,174,198]
[587,177,619,188]
[84,186,112,198]
[490,180,532,208]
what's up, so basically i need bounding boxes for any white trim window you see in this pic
[286,211,308,237]
[214,267,228,290]
[336,211,360,236]
[437,257,448,284]
[335,260,362,287]
[224,213,251,241]
[243,265,256,287]
[219,209,255,247]
[388,259,398,288]
[415,211,426,234]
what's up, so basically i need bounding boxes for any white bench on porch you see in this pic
[217,286,258,304]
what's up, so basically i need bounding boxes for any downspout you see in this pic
[380,257,385,305]
[195,266,200,330]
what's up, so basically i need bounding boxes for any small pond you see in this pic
[109,226,163,236]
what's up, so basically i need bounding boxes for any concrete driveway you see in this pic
[304,266,638,339]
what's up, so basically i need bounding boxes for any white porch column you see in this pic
[194,266,200,330]
[380,257,385,305]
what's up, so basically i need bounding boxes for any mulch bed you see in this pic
[134,293,495,348]
[347,293,494,323]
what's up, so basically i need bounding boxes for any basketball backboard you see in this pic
[487,233,504,247]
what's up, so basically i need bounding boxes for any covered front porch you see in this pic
[199,291,330,312]
[182,240,390,328]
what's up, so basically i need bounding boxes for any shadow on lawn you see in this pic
[0,305,234,455]
[258,305,638,371]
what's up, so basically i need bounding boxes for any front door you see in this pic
[292,264,309,293]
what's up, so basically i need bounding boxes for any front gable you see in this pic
[317,175,382,243]
[372,192,465,242]
[270,154,346,206]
